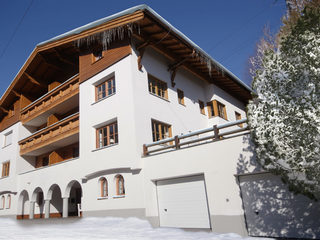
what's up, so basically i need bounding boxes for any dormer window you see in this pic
[93,49,103,62]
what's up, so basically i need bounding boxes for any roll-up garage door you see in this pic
[156,175,211,229]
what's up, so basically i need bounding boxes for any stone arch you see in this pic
[64,180,82,217]
[17,190,29,219]
[47,184,63,218]
[31,187,44,218]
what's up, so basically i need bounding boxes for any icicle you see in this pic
[74,22,140,51]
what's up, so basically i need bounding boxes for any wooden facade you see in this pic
[79,40,131,83]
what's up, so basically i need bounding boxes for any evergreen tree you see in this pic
[247,3,320,199]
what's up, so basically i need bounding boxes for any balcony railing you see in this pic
[19,113,79,156]
[20,74,79,124]
[143,118,249,156]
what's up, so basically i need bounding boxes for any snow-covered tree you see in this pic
[247,3,320,199]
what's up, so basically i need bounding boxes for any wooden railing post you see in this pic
[174,135,180,149]
[213,125,219,140]
[143,144,148,156]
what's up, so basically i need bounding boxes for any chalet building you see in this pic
[0,5,319,239]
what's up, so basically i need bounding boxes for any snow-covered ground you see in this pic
[0,217,271,240]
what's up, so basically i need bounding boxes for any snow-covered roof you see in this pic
[37,4,252,93]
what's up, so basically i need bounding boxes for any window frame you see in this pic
[4,131,12,147]
[148,75,168,100]
[199,100,206,115]
[0,196,4,210]
[100,178,108,197]
[177,89,185,105]
[6,195,11,209]
[92,49,103,63]
[95,76,116,102]
[96,121,118,149]
[207,100,228,120]
[116,175,125,196]
[2,162,10,177]
[235,112,243,128]
[151,120,172,143]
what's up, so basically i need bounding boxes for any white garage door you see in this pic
[156,175,211,229]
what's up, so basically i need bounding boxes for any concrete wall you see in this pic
[143,133,251,236]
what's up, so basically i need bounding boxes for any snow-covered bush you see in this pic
[247,5,320,199]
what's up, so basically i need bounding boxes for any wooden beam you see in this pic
[149,30,165,36]
[23,72,46,88]
[38,53,66,72]
[52,48,76,67]
[136,40,151,71]
[12,90,21,98]
[140,23,155,29]
[0,107,8,113]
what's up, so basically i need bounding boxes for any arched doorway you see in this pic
[17,190,29,219]
[47,184,63,218]
[31,187,44,218]
[65,180,82,217]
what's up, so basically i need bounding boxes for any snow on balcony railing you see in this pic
[143,118,249,156]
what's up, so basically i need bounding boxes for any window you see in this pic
[199,100,205,115]
[2,162,9,177]
[151,120,172,142]
[217,101,227,120]
[6,195,11,209]
[42,157,49,167]
[148,75,168,99]
[95,77,116,101]
[177,89,185,105]
[235,112,243,128]
[73,146,79,158]
[8,108,14,118]
[116,175,125,195]
[4,131,12,147]
[93,49,103,62]
[0,196,4,209]
[96,121,118,148]
[207,101,214,118]
[207,100,228,120]
[100,178,108,197]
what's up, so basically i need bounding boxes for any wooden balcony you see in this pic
[19,113,79,156]
[20,74,79,126]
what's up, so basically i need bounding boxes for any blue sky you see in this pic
[0,0,286,96]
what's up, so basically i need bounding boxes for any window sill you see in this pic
[91,56,104,64]
[92,92,116,106]
[149,92,170,102]
[92,143,118,152]
[178,103,186,107]
[113,195,125,199]
[208,116,228,121]
[0,176,9,180]
[2,143,12,149]
[97,196,108,200]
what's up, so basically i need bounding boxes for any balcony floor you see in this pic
[21,133,79,156]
